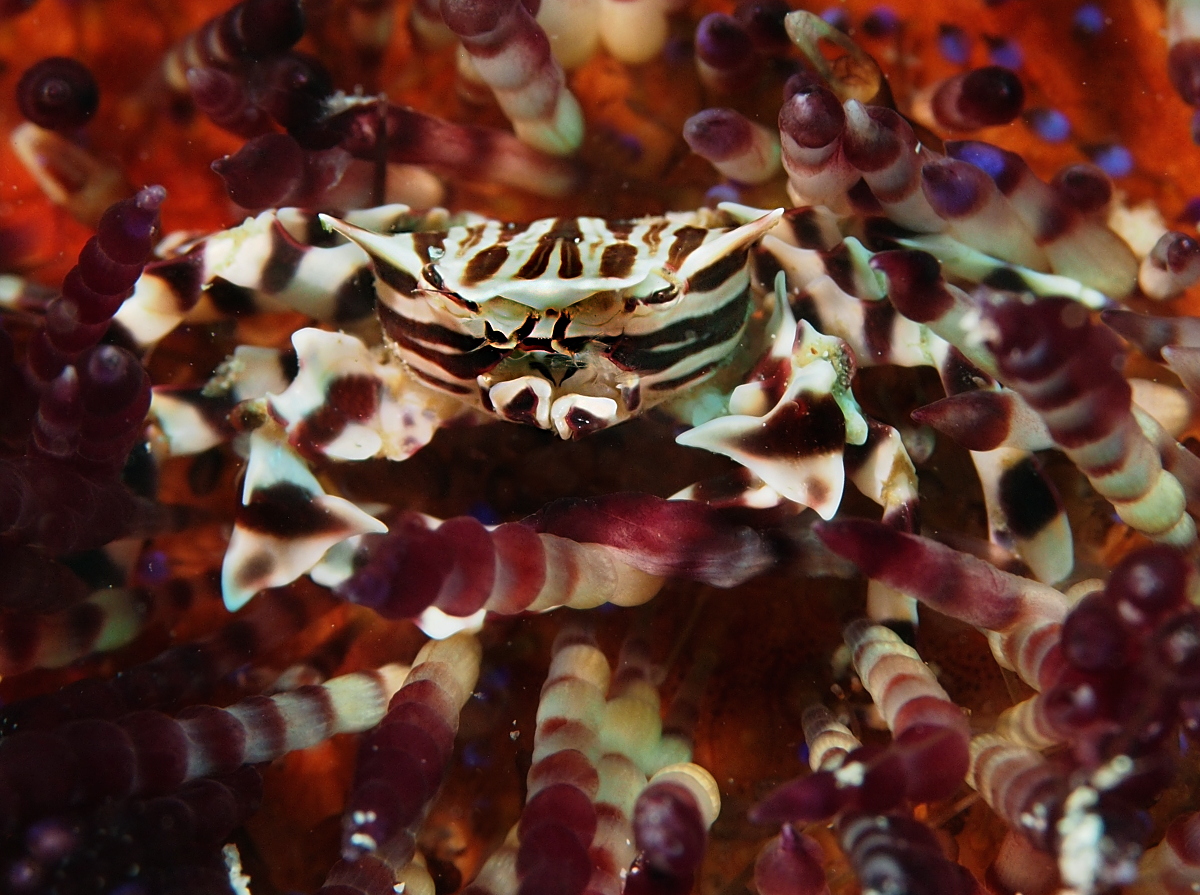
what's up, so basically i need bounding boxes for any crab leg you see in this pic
[116,205,450,350]
[760,230,1073,583]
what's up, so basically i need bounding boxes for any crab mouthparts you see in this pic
[479,351,640,440]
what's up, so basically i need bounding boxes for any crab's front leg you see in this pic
[669,276,923,628]
[116,204,455,350]
[215,326,484,609]
[754,220,1075,585]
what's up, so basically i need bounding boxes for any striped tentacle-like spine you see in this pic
[752,622,970,826]
[840,100,944,233]
[586,631,710,895]
[986,294,1197,546]
[515,626,607,895]
[693,14,757,94]
[626,763,721,894]
[968,735,1151,890]
[802,703,861,772]
[684,108,782,186]
[224,433,775,611]
[333,634,480,886]
[585,633,657,895]
[968,735,1067,856]
[440,0,584,155]
[838,811,980,895]
[0,585,336,733]
[945,140,1137,297]
[814,521,1070,692]
[0,665,405,836]
[0,586,152,677]
[871,249,1075,582]
[778,79,860,214]
[160,0,305,94]
[325,99,579,197]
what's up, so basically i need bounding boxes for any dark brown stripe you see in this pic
[412,231,446,264]
[646,360,720,392]
[239,482,342,537]
[389,330,507,381]
[409,365,473,395]
[558,239,583,278]
[552,312,572,344]
[515,241,555,280]
[206,277,258,316]
[369,252,419,295]
[609,287,750,373]
[665,226,707,271]
[378,302,485,352]
[786,208,833,250]
[304,213,342,248]
[998,457,1062,538]
[733,392,846,459]
[463,245,509,285]
[687,246,748,294]
[861,299,896,364]
[607,220,634,241]
[263,222,307,293]
[145,248,205,311]
[643,221,669,254]
[821,244,855,297]
[333,266,378,322]
[752,244,783,293]
[600,243,637,279]
[459,224,487,253]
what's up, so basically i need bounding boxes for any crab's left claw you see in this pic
[221,429,387,611]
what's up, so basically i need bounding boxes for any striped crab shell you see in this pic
[322,207,783,439]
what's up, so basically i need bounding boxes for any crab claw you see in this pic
[677,361,847,518]
[222,429,387,611]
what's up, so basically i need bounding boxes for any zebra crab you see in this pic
[134,200,935,624]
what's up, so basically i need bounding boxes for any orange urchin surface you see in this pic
[5,0,1200,894]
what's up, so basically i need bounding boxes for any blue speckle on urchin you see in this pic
[1072,3,1107,35]
[820,6,851,33]
[937,24,971,66]
[984,35,1023,70]
[1024,108,1071,143]
[862,5,900,37]
[1088,143,1134,178]
[705,183,742,206]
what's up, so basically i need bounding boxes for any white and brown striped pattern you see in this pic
[321,209,782,438]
